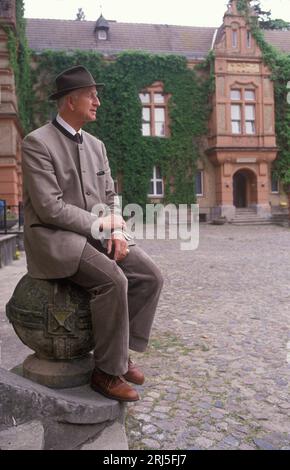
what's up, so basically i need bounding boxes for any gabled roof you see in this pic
[263,29,290,54]
[25,18,217,59]
[25,18,290,58]
[95,14,110,30]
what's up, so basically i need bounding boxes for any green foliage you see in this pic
[31,51,212,207]
[247,14,290,186]
[237,0,249,14]
[75,8,86,21]
[5,0,32,133]
[261,18,290,31]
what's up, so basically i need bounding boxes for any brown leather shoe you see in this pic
[123,358,145,385]
[90,368,140,402]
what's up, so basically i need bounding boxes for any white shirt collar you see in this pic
[56,114,82,136]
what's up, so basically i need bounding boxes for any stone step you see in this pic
[230,220,272,225]
[0,420,44,450]
[233,215,260,219]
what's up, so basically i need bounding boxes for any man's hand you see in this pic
[99,214,126,233]
[107,232,129,262]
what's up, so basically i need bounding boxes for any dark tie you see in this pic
[74,132,82,144]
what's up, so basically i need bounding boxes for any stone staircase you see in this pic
[229,208,272,226]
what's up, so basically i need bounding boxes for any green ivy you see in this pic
[240,6,290,187]
[5,0,32,133]
[30,50,212,207]
[237,0,249,13]
[226,1,290,188]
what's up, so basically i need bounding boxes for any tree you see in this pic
[251,0,290,30]
[75,8,86,21]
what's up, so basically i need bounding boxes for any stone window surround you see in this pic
[139,82,170,138]
[230,84,257,135]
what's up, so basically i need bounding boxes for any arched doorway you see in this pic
[233,169,257,208]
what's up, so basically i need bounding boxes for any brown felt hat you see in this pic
[49,65,104,100]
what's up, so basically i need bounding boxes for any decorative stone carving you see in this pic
[6,275,95,388]
[228,62,260,74]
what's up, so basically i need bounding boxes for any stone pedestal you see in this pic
[6,274,95,388]
[22,354,94,389]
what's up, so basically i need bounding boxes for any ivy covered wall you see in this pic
[237,0,290,188]
[8,0,290,203]
[5,0,32,133]
[30,51,212,207]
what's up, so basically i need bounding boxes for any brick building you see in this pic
[1,0,290,220]
[0,0,23,208]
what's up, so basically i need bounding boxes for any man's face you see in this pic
[72,86,101,122]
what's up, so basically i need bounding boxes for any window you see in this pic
[154,108,165,137]
[98,30,107,40]
[231,89,241,101]
[232,30,238,48]
[139,93,150,104]
[230,88,256,135]
[271,173,279,193]
[231,104,241,134]
[142,108,151,136]
[247,31,252,48]
[195,170,203,196]
[139,83,169,137]
[245,90,255,101]
[245,105,255,134]
[148,166,164,197]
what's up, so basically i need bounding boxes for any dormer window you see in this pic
[98,30,107,40]
[95,14,109,42]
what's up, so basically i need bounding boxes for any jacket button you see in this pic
[86,191,91,196]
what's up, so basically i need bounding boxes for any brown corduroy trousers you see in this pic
[69,240,164,376]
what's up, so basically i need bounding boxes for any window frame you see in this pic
[231,103,242,134]
[139,82,170,138]
[232,29,238,48]
[148,166,164,197]
[246,30,252,48]
[98,30,107,40]
[230,87,257,135]
[271,172,279,194]
[195,170,204,197]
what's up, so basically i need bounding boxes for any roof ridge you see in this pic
[25,17,218,29]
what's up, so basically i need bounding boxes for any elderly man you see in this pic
[22,65,163,402]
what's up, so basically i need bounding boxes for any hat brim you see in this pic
[49,82,105,101]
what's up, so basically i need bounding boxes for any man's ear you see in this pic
[67,95,75,111]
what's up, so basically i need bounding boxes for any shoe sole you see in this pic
[90,383,140,402]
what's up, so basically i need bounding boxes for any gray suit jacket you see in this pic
[22,122,120,279]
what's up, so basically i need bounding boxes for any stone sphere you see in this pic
[6,274,95,361]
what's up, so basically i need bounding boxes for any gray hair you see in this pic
[57,90,79,110]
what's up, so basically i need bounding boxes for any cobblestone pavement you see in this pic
[125,224,290,450]
[1,224,290,450]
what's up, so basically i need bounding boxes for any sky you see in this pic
[23,0,290,27]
